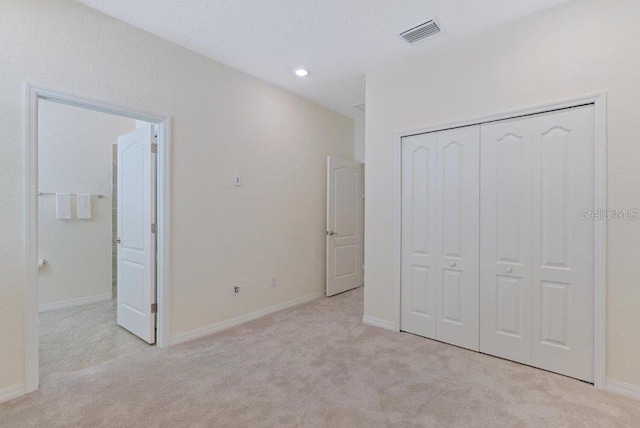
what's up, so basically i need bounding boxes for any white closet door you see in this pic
[401,133,438,338]
[531,106,594,382]
[436,126,480,351]
[480,117,533,364]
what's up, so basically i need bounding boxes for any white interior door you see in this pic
[480,116,533,364]
[326,156,363,296]
[531,106,594,382]
[435,126,480,351]
[401,133,438,338]
[117,125,156,344]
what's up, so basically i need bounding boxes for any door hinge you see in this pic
[151,142,158,153]
[151,303,157,313]
[151,223,157,234]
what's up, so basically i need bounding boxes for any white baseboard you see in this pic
[606,379,640,400]
[0,384,25,404]
[170,292,324,346]
[38,293,112,312]
[362,315,396,331]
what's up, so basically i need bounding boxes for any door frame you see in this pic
[23,84,172,393]
[392,93,607,388]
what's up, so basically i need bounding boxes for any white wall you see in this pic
[0,0,354,393]
[37,100,135,308]
[364,0,640,389]
[354,116,365,163]
[354,117,365,279]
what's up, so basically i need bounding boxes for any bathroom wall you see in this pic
[38,99,136,309]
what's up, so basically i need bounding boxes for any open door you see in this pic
[326,156,363,296]
[116,125,156,344]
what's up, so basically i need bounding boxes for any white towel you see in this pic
[77,194,92,219]
[55,193,71,219]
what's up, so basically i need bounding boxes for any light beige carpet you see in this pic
[1,288,639,427]
[39,299,151,379]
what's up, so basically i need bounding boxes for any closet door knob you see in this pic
[505,267,513,273]
[449,261,456,267]
[115,237,121,244]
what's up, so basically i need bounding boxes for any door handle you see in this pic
[449,261,456,267]
[115,237,121,244]
[328,231,338,236]
[505,267,513,273]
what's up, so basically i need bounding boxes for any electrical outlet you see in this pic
[271,276,277,287]
[233,284,241,294]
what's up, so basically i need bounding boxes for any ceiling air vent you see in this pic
[399,19,441,44]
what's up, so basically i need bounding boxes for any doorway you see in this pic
[24,85,171,393]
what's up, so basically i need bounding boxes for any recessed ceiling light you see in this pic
[294,68,309,77]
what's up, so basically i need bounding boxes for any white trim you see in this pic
[362,315,397,331]
[155,117,171,349]
[606,379,640,400]
[23,84,39,396]
[170,292,324,346]
[391,93,607,388]
[0,384,26,404]
[23,84,172,394]
[38,293,112,313]
[593,96,608,389]
[398,94,605,138]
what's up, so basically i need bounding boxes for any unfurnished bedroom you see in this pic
[1,0,640,426]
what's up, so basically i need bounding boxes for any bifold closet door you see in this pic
[480,105,595,382]
[401,133,438,338]
[401,126,480,351]
[530,106,594,382]
[435,127,480,351]
[480,116,533,365]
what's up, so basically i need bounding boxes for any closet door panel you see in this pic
[480,117,533,364]
[436,126,480,351]
[531,106,594,382]
[401,133,438,338]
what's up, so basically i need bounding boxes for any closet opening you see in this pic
[393,94,607,388]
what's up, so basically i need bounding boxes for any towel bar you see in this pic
[38,192,104,198]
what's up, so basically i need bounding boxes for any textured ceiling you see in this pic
[76,0,570,118]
